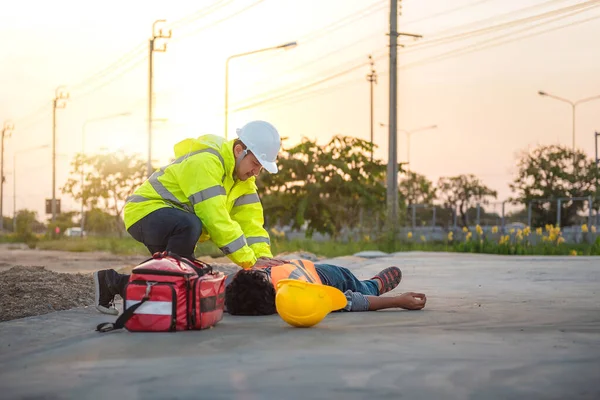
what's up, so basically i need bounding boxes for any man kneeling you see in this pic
[225,259,426,315]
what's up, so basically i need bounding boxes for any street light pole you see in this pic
[366,55,378,162]
[1,121,14,231]
[224,41,297,140]
[81,112,131,235]
[148,20,171,177]
[13,145,50,233]
[538,90,600,154]
[401,125,438,169]
[380,123,437,171]
[52,86,69,224]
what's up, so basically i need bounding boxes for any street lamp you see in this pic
[380,123,438,169]
[224,41,298,139]
[13,145,50,232]
[81,112,131,235]
[538,90,600,153]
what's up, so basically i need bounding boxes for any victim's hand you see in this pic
[394,292,427,310]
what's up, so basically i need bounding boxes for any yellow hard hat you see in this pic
[275,279,347,328]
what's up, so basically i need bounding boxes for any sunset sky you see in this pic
[1,0,599,221]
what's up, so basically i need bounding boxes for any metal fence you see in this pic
[277,196,600,244]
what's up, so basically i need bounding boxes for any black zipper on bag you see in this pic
[185,276,192,329]
[129,280,177,331]
[132,269,194,277]
[191,278,198,327]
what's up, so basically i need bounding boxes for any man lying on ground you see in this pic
[94,260,426,315]
[225,260,427,315]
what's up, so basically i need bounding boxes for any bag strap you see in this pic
[96,283,155,333]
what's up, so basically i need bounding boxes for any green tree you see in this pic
[14,209,44,245]
[257,135,389,238]
[509,145,598,227]
[62,151,146,236]
[399,171,436,205]
[84,207,117,234]
[437,174,498,227]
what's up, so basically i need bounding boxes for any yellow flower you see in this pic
[516,230,523,241]
[269,227,285,238]
[499,235,510,245]
[557,236,565,244]
[420,235,426,242]
[592,225,597,233]
[363,235,371,243]
[523,226,531,236]
[447,231,454,241]
[462,226,469,233]
[545,224,553,232]
[466,232,472,241]
[542,236,549,242]
[509,228,515,234]
[570,250,577,256]
[491,226,498,234]
[407,232,413,239]
[581,224,588,233]
[536,227,543,235]
[476,225,483,235]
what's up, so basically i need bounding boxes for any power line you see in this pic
[402,0,498,27]
[13,0,243,123]
[401,9,600,70]
[70,0,233,93]
[248,0,387,68]
[405,0,595,51]
[232,52,387,112]
[72,0,263,100]
[167,0,232,30]
[234,2,600,114]
[420,0,573,37]
[175,0,267,41]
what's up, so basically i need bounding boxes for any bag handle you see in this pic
[155,251,213,276]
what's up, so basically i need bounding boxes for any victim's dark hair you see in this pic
[225,270,276,316]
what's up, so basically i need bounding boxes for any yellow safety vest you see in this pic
[123,134,272,268]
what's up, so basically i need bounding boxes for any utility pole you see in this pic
[386,0,422,238]
[595,131,599,169]
[366,55,377,162]
[52,86,69,223]
[148,20,171,177]
[1,121,14,231]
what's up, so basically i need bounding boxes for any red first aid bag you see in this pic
[96,252,226,333]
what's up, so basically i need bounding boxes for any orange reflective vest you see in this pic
[270,260,322,289]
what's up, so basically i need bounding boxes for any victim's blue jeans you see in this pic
[315,264,380,296]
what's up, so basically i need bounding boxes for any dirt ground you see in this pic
[0,244,317,322]
[0,244,240,322]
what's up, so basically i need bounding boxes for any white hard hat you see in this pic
[236,120,281,174]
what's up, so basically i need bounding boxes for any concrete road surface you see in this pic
[0,252,599,399]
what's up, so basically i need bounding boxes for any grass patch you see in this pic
[34,236,226,257]
[36,237,148,255]
[14,234,600,258]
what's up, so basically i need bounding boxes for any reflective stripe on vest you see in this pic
[188,185,226,206]
[247,236,270,246]
[233,193,260,207]
[219,234,247,255]
[127,148,226,211]
[270,260,322,288]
